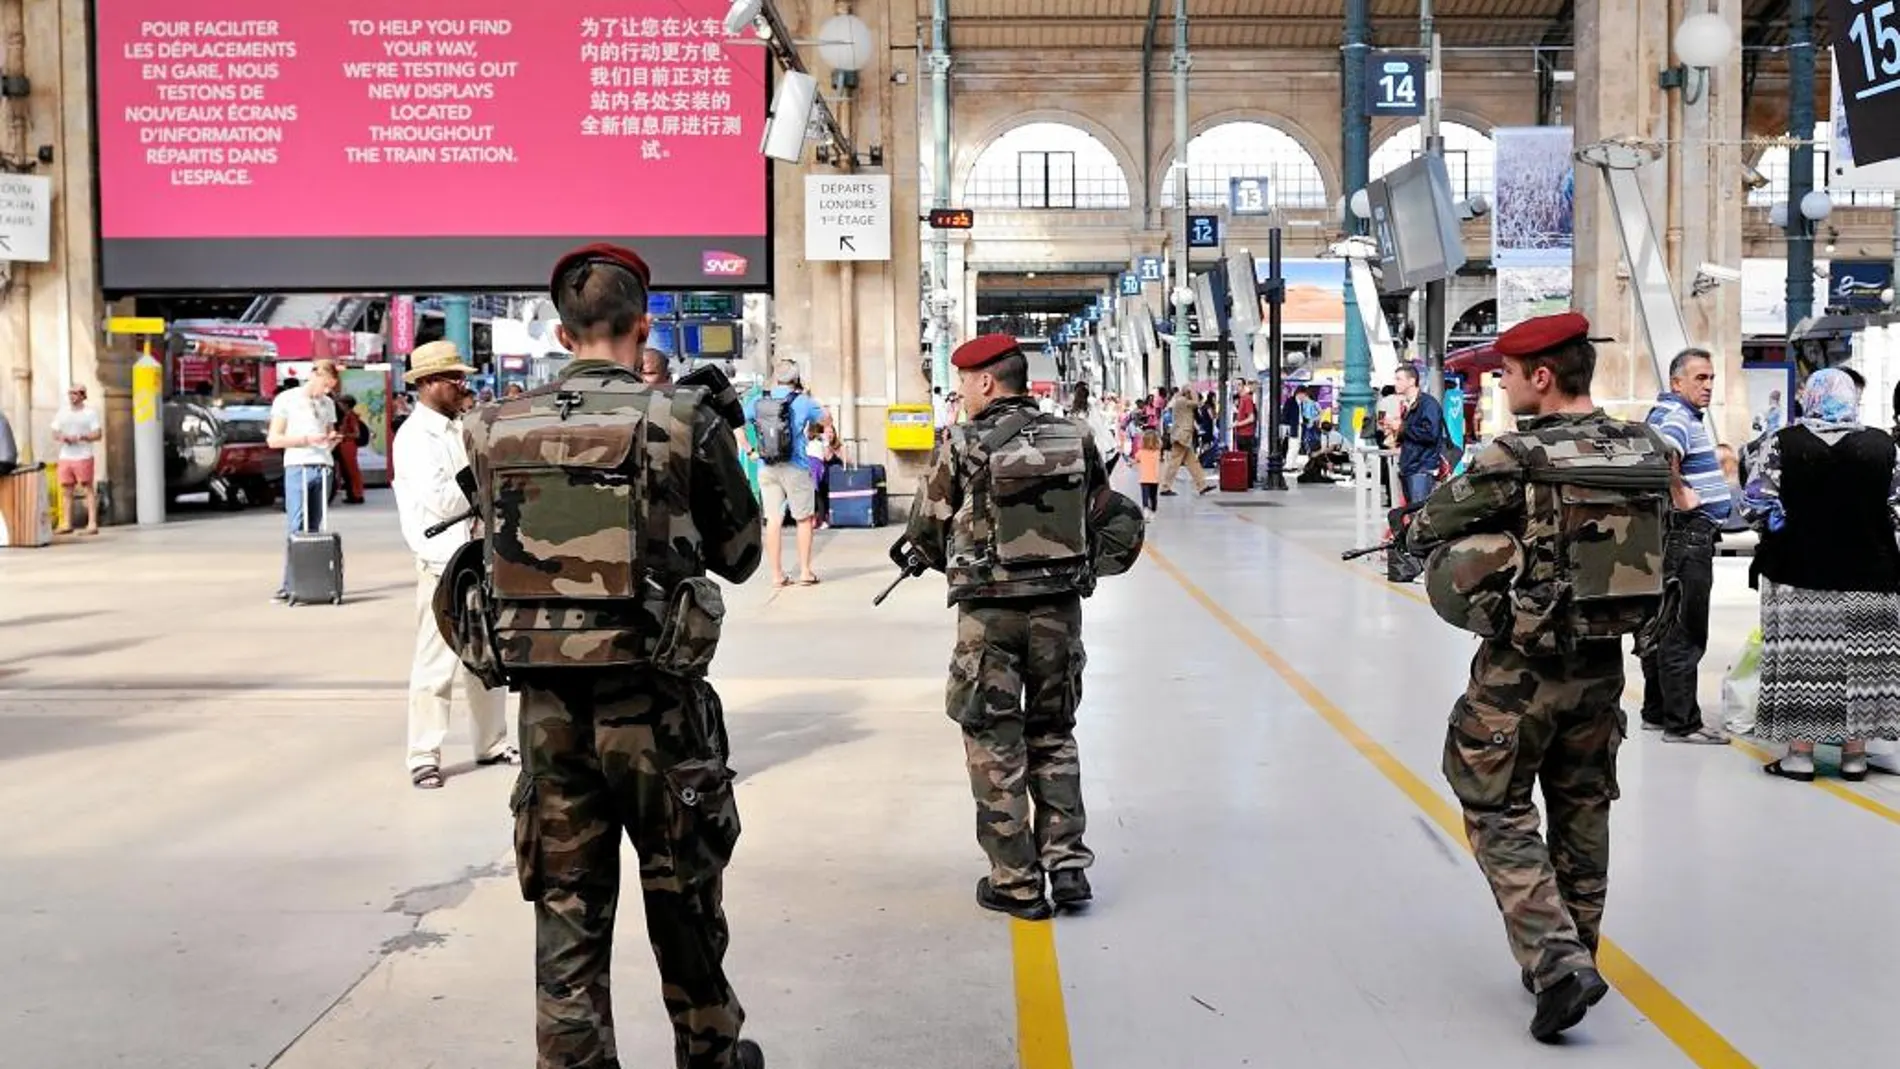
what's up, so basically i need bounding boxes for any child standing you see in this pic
[1137,427,1163,515]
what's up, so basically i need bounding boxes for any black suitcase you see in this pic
[828,463,888,529]
[286,468,344,605]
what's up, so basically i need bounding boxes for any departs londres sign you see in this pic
[92,2,770,293]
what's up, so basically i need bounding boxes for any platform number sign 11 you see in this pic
[1367,54,1427,117]
[1831,0,1900,165]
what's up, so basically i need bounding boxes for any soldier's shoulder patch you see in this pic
[1449,476,1475,502]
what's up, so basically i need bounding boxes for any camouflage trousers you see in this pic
[1442,638,1627,993]
[512,669,746,1069]
[949,597,1094,902]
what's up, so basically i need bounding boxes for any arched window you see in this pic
[964,123,1132,210]
[1369,121,1494,202]
[1159,122,1330,209]
[1751,124,1895,208]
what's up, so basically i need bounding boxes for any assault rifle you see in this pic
[424,467,483,539]
[873,535,932,606]
[1340,502,1425,562]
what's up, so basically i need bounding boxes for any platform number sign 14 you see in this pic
[1832,0,1900,165]
[1367,54,1427,117]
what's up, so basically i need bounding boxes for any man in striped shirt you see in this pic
[1640,348,1732,745]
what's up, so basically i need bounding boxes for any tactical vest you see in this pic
[946,405,1094,601]
[461,362,710,672]
[1427,414,1673,656]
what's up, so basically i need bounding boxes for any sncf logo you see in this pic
[702,251,749,276]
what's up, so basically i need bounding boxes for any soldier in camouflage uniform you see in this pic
[906,334,1110,921]
[461,244,766,1069]
[1404,312,1672,1044]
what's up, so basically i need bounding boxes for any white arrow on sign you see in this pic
[806,174,891,263]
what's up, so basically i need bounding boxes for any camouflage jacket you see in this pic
[906,394,1110,605]
[1410,409,1671,654]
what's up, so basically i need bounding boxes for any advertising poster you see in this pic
[1492,127,1575,269]
[1743,362,1795,440]
[93,3,769,291]
[1251,259,1346,336]
[339,365,392,485]
[1497,266,1573,331]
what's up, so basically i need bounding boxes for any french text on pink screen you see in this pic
[96,1,768,240]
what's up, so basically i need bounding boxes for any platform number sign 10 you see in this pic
[1832,0,1900,165]
[1367,54,1427,117]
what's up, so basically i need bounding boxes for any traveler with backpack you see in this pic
[742,359,831,586]
[1400,312,1671,1043]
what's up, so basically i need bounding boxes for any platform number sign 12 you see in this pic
[1188,214,1220,249]
[1831,0,1900,165]
[1367,54,1427,117]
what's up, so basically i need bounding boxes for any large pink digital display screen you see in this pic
[94,1,770,292]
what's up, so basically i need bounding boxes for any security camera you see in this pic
[1456,195,1490,221]
[1741,163,1769,191]
[724,0,764,36]
[1691,262,1742,297]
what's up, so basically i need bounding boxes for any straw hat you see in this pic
[404,341,478,385]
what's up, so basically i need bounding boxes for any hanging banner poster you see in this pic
[1492,126,1575,270]
[92,2,770,292]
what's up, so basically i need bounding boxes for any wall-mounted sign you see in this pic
[0,174,51,263]
[1367,53,1427,117]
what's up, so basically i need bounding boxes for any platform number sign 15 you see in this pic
[1832,0,1900,165]
[1367,54,1427,117]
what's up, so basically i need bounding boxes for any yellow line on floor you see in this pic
[1011,917,1074,1069]
[1144,541,1756,1069]
[1225,510,1900,831]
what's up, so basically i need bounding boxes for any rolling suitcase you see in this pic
[828,463,888,528]
[1219,450,1250,492]
[286,468,344,606]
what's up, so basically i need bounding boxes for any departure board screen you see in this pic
[93,1,770,292]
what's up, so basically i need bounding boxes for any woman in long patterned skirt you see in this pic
[1742,368,1900,782]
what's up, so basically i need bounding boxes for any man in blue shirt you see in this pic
[742,359,831,586]
[1641,348,1732,745]
[1393,366,1445,505]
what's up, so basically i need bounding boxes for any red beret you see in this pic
[952,334,1022,371]
[550,243,652,294]
[1494,312,1592,358]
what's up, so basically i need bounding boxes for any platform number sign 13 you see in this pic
[1367,54,1427,117]
[1831,0,1900,165]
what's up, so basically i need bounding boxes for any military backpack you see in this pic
[946,409,1095,596]
[1424,418,1674,656]
[457,362,718,675]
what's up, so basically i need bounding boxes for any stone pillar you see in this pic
[770,0,923,482]
[0,0,114,518]
[1572,0,1743,440]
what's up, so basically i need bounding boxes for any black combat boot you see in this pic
[1049,869,1093,909]
[1521,968,1534,995]
[976,878,1053,921]
[735,1039,765,1069]
[1530,966,1608,1043]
